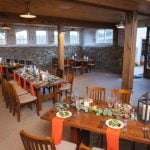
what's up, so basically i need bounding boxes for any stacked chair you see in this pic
[0,76,39,122]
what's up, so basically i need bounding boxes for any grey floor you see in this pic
[0,71,150,150]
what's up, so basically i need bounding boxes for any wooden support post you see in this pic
[58,26,64,70]
[122,12,138,89]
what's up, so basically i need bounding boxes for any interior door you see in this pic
[144,26,150,78]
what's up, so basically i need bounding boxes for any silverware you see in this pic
[98,121,105,129]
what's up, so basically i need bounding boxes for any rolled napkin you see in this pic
[17,75,21,86]
[0,66,3,75]
[52,116,64,144]
[23,78,27,90]
[13,71,17,81]
[30,82,35,96]
[106,127,120,150]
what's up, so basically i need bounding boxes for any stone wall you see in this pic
[0,46,82,70]
[82,46,123,73]
[0,24,124,73]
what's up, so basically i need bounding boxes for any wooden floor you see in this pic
[0,71,150,150]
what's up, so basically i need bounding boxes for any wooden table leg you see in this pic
[36,89,42,111]
[53,86,58,103]
[70,127,90,150]
[70,127,78,144]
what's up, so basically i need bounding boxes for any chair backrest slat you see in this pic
[87,86,105,104]
[20,130,56,150]
[111,89,132,104]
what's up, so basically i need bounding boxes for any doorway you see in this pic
[134,27,147,78]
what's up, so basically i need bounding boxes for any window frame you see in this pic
[70,31,80,45]
[15,30,28,45]
[96,29,113,45]
[0,32,6,45]
[36,30,48,45]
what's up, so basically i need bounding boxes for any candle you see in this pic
[42,74,46,81]
[84,101,90,112]
[142,104,150,121]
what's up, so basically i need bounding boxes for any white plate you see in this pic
[105,119,124,129]
[56,111,72,119]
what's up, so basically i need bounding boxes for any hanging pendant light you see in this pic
[116,16,125,29]
[1,24,11,30]
[20,0,36,19]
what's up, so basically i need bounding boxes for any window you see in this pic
[0,32,6,45]
[70,31,79,45]
[16,30,27,45]
[36,30,47,45]
[96,29,113,44]
[54,31,58,45]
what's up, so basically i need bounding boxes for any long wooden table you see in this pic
[14,70,68,110]
[41,106,150,149]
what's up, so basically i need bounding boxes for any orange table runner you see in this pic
[51,116,64,144]
[106,127,120,150]
[17,75,21,86]
[23,78,27,90]
[0,66,3,75]
[30,82,35,96]
[13,72,17,81]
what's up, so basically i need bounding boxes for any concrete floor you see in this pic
[0,71,150,150]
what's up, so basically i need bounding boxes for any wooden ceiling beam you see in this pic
[0,12,115,28]
[67,0,150,15]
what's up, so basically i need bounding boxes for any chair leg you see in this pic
[147,144,150,150]
[17,105,21,122]
[130,141,135,150]
[35,101,39,116]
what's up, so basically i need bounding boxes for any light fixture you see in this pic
[1,24,11,30]
[20,0,36,19]
[116,16,125,29]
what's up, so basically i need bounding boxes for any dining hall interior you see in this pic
[0,0,150,150]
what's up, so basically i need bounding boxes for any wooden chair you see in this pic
[8,83,39,121]
[20,130,76,150]
[70,59,82,75]
[87,86,105,104]
[58,71,75,101]
[111,89,132,104]
[56,69,64,78]
[64,59,71,72]
[80,143,104,150]
[88,60,96,72]
[50,66,57,75]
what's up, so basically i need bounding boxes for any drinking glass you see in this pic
[75,97,81,114]
[107,96,113,109]
[123,119,128,133]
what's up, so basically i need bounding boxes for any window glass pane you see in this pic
[16,30,27,45]
[70,31,79,45]
[36,30,47,44]
[147,61,150,69]
[54,31,58,45]
[147,54,150,61]
[96,30,105,43]
[0,32,6,45]
[96,29,113,44]
[105,29,113,44]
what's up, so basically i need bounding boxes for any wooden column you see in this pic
[58,26,64,70]
[122,12,138,89]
